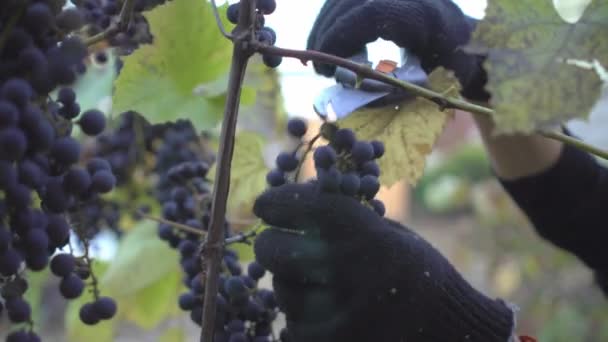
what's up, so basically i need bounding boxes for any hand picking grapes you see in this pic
[252,1,608,341]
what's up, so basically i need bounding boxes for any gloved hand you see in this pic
[307,0,489,101]
[253,183,515,342]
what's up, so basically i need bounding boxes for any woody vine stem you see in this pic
[201,0,608,340]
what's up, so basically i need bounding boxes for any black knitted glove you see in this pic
[253,183,514,342]
[307,0,489,101]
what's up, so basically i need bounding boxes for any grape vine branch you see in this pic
[200,0,256,341]
[252,44,608,161]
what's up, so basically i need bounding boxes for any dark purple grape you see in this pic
[6,297,31,323]
[178,292,198,311]
[313,145,337,170]
[78,109,106,136]
[1,78,33,107]
[275,152,298,172]
[57,87,76,105]
[351,141,375,164]
[190,306,203,325]
[257,27,276,45]
[25,229,49,251]
[29,120,55,151]
[50,137,81,165]
[317,167,341,192]
[190,273,205,294]
[0,128,27,161]
[19,47,47,71]
[86,157,111,174]
[24,3,54,33]
[257,0,277,14]
[56,8,84,31]
[371,140,385,158]
[50,253,76,277]
[370,199,386,216]
[247,261,265,280]
[42,177,70,213]
[361,161,380,177]
[25,252,49,271]
[262,54,282,68]
[340,173,360,196]
[0,160,17,187]
[266,169,285,187]
[333,128,356,151]
[179,240,197,258]
[18,159,43,188]
[227,3,240,24]
[59,102,81,119]
[93,297,117,319]
[79,302,100,325]
[0,100,19,127]
[224,276,248,300]
[6,183,31,208]
[46,215,70,247]
[59,274,85,299]
[287,118,307,138]
[359,175,380,200]
[90,170,116,193]
[64,167,92,195]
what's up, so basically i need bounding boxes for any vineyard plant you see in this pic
[0,0,607,341]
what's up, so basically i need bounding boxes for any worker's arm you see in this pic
[473,113,608,289]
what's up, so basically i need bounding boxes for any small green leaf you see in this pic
[470,0,608,133]
[120,269,183,329]
[65,262,114,342]
[112,0,249,130]
[100,221,179,296]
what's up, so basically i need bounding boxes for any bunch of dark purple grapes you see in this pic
[267,119,386,216]
[152,121,286,342]
[227,0,282,69]
[0,1,120,340]
[74,0,170,56]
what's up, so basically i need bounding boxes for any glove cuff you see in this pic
[434,271,516,341]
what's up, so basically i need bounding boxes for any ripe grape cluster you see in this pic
[227,0,282,69]
[0,1,119,339]
[152,121,286,341]
[74,0,170,56]
[267,119,386,216]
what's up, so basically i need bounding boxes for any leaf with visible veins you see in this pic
[339,69,458,186]
[469,0,607,134]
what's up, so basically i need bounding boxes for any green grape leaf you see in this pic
[24,270,50,324]
[112,0,254,130]
[120,268,183,329]
[65,262,115,342]
[469,0,608,134]
[100,221,179,296]
[339,69,458,186]
[208,131,269,217]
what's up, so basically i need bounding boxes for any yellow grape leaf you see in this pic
[208,131,269,216]
[339,69,459,187]
[469,0,608,134]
